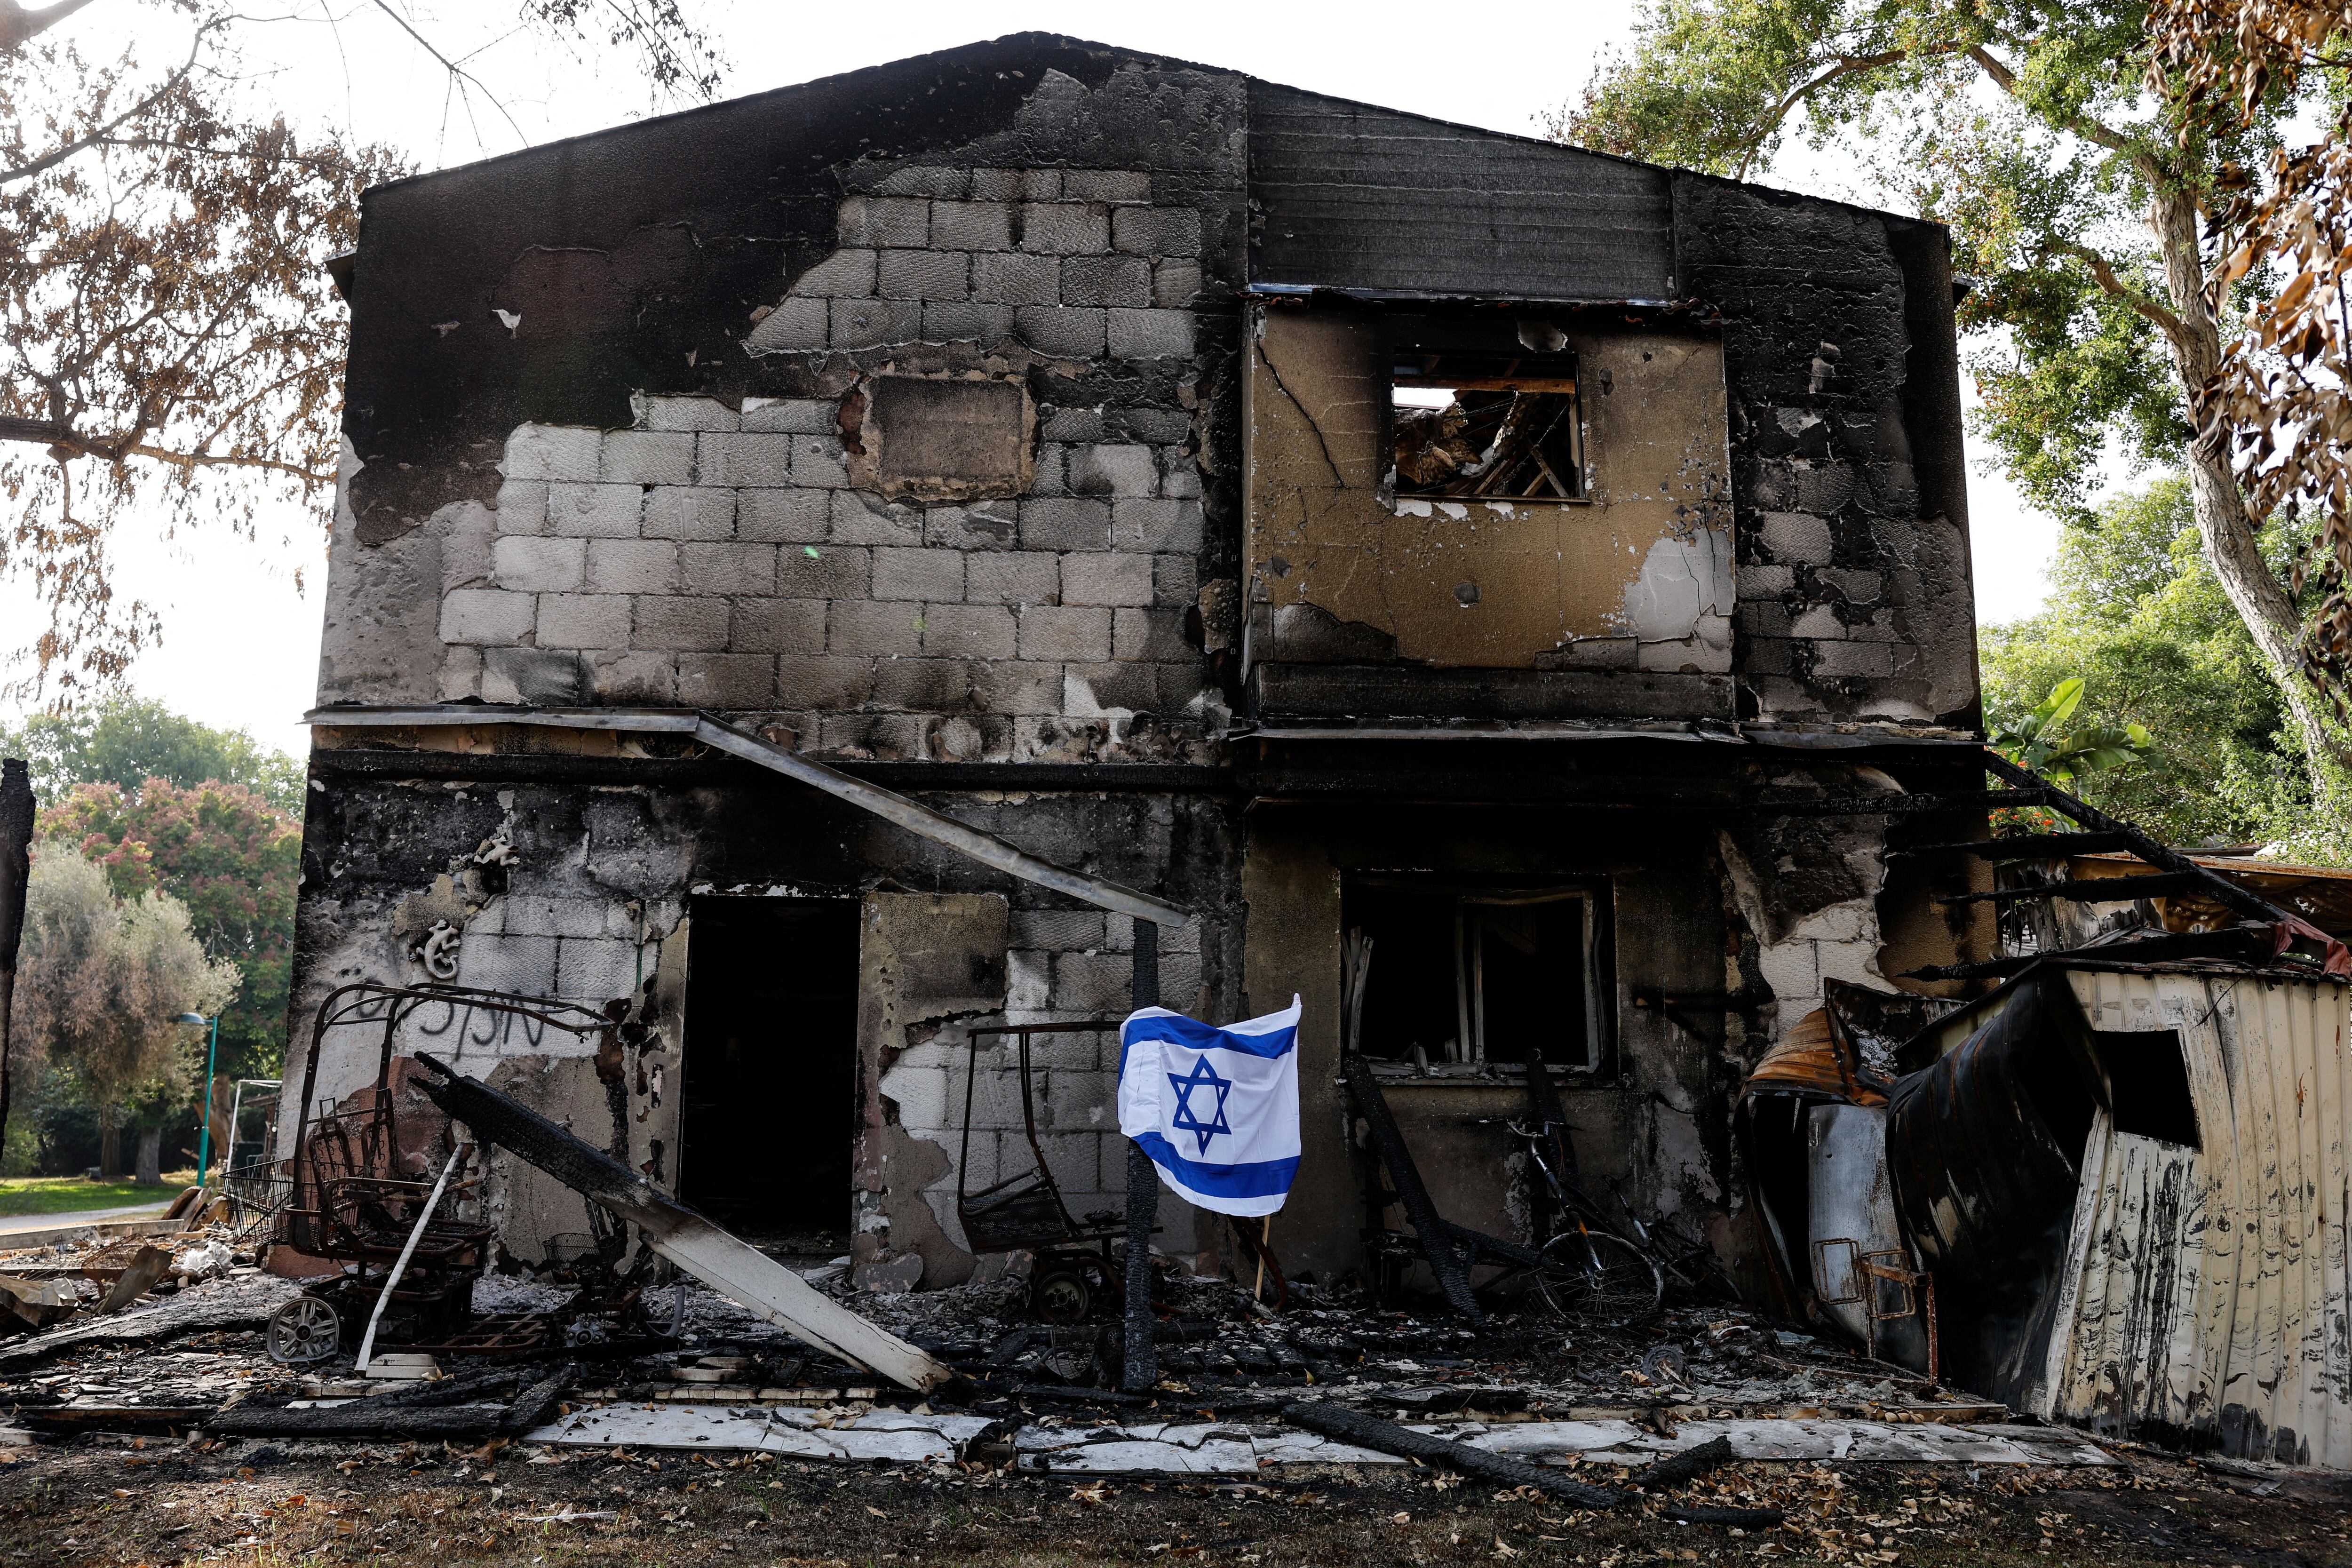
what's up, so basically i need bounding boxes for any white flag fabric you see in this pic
[1117,996,1302,1218]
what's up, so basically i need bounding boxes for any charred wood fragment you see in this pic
[1343,1054,1481,1321]
[1281,1401,1621,1508]
[1627,1433,1735,1491]
[206,1402,516,1439]
[500,1361,578,1436]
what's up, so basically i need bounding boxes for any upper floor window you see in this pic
[1392,350,1586,503]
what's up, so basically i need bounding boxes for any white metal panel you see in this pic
[2053,970,2352,1467]
[1805,1104,1924,1366]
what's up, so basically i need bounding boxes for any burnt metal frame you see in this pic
[282,983,612,1264]
[1755,748,2351,982]
[1813,1236,1940,1384]
[954,1019,1128,1254]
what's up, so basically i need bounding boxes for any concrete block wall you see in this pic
[878,907,1205,1254]
[1749,898,1888,1043]
[1675,178,1979,732]
[422,169,1222,765]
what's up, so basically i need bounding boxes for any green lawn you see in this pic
[0,1171,196,1217]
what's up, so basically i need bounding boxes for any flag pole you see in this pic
[1121,916,1160,1393]
[1252,1213,1271,1304]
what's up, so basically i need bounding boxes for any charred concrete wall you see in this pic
[1241,307,1733,708]
[283,752,1240,1281]
[1674,178,1980,731]
[319,44,1249,766]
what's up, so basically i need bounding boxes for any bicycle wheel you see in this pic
[1532,1229,1664,1327]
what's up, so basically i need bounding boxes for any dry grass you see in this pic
[0,1437,2344,1567]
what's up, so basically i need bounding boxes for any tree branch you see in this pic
[2050,239,2193,349]
[367,0,526,146]
[0,0,100,53]
[0,21,218,188]
[1967,44,2160,180]
[1735,49,1910,179]
[0,414,331,484]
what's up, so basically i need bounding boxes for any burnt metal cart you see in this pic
[956,1019,1148,1322]
[265,983,622,1363]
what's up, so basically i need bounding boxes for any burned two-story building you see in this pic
[288,32,1999,1299]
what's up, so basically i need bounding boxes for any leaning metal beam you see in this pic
[303,704,1189,928]
[413,1054,952,1392]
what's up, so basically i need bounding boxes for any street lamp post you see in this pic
[176,1012,221,1189]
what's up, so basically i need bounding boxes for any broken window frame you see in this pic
[1345,876,1612,1075]
[1387,349,1590,505]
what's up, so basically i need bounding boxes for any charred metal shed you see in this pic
[292,35,2002,1301]
[1892,958,2352,1469]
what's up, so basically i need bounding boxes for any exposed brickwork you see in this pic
[411,172,1222,764]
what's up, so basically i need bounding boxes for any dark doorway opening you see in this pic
[680,897,858,1256]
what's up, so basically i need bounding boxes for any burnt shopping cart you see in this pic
[955,1020,1152,1323]
[265,983,625,1363]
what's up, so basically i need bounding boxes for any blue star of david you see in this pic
[1166,1054,1234,1156]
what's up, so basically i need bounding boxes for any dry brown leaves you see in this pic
[2151,0,2352,716]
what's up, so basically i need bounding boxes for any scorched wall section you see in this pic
[286,759,1241,1287]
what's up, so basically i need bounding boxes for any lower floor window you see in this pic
[1342,879,1607,1071]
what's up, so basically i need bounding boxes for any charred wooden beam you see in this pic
[1934,872,2217,907]
[1898,928,2265,981]
[1628,1433,1736,1491]
[1281,1401,1621,1508]
[1748,788,2049,817]
[1892,832,2137,860]
[207,1402,515,1439]
[1342,1055,1481,1322]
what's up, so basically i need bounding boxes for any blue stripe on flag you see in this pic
[1132,1132,1301,1199]
[1119,1012,1297,1076]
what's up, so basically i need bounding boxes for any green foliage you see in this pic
[8,849,238,1176]
[1979,478,2345,856]
[1988,676,2154,781]
[1561,1,2259,528]
[38,776,299,1084]
[0,693,301,813]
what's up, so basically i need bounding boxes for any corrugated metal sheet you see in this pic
[1247,83,1676,302]
[1747,1009,1888,1106]
[2039,969,2352,1467]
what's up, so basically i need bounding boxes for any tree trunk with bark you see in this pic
[97,1103,120,1180]
[134,1125,161,1186]
[2151,185,2352,792]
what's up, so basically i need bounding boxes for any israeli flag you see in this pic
[1117,996,1303,1218]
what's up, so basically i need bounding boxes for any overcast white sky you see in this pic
[1,0,2081,758]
